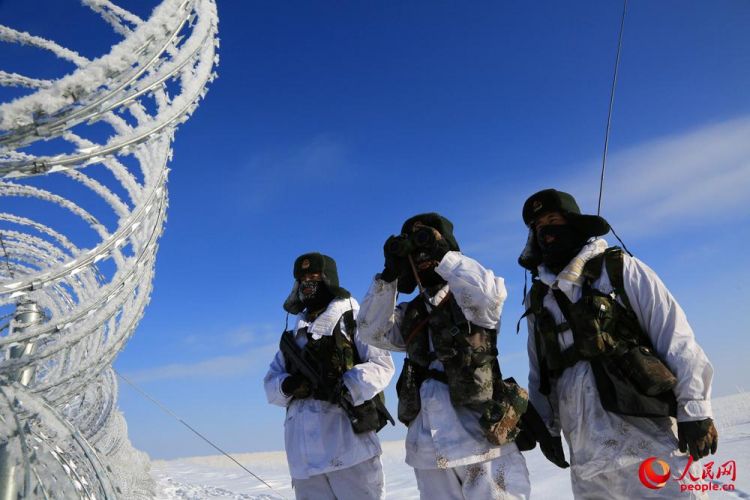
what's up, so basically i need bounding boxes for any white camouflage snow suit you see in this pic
[264,297,395,500]
[526,239,713,499]
[358,251,531,500]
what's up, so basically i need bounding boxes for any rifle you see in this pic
[279,331,394,430]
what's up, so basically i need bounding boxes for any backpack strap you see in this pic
[529,280,547,314]
[581,250,607,283]
[580,246,636,311]
[602,247,655,350]
[525,279,553,395]
[342,309,356,337]
[581,246,629,302]
[516,278,548,333]
[601,247,633,310]
[333,309,358,369]
[344,309,362,366]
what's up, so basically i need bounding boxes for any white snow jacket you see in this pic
[264,297,395,480]
[526,239,713,498]
[358,251,522,469]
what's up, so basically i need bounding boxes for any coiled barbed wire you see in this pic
[0,1,219,497]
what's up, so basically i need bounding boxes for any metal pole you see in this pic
[0,301,44,500]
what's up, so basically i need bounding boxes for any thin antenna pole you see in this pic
[598,0,628,216]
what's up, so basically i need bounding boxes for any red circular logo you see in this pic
[639,457,671,489]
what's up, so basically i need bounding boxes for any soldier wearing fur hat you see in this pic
[264,252,395,500]
[358,214,531,499]
[519,189,717,499]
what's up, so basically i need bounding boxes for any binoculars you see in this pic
[386,227,437,257]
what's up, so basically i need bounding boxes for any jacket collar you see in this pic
[295,297,358,339]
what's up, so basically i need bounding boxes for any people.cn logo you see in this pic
[639,457,671,489]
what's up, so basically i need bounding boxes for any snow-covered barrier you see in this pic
[0,1,218,497]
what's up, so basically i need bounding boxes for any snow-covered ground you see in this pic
[151,393,750,499]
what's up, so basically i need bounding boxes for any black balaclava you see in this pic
[297,278,335,313]
[411,242,447,290]
[536,224,588,272]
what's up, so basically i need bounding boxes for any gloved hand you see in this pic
[427,236,450,262]
[540,435,570,469]
[514,424,537,452]
[281,373,312,399]
[678,418,718,461]
[381,235,406,282]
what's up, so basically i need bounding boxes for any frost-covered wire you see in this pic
[0,25,89,67]
[0,0,218,497]
[82,0,144,36]
[0,71,52,89]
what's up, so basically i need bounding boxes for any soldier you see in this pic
[519,189,717,499]
[358,213,531,499]
[264,252,395,500]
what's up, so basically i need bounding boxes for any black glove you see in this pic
[428,237,450,262]
[514,424,537,452]
[281,373,312,399]
[381,236,406,282]
[540,436,570,469]
[678,418,718,461]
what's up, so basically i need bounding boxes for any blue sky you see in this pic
[2,0,749,461]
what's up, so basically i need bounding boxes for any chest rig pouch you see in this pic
[284,310,391,433]
[552,284,619,359]
[527,247,677,418]
[397,293,527,445]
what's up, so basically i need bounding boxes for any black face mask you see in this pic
[536,225,587,270]
[298,280,334,312]
[412,250,446,289]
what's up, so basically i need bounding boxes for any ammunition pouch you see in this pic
[425,297,498,407]
[554,288,618,359]
[350,392,390,434]
[617,345,677,396]
[591,356,677,418]
[478,378,528,445]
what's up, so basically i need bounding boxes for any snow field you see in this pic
[151,392,750,499]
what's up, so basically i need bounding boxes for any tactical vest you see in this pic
[283,310,390,433]
[397,292,528,445]
[526,247,677,418]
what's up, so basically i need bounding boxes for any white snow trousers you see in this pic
[413,449,530,500]
[290,455,385,500]
[570,455,708,500]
